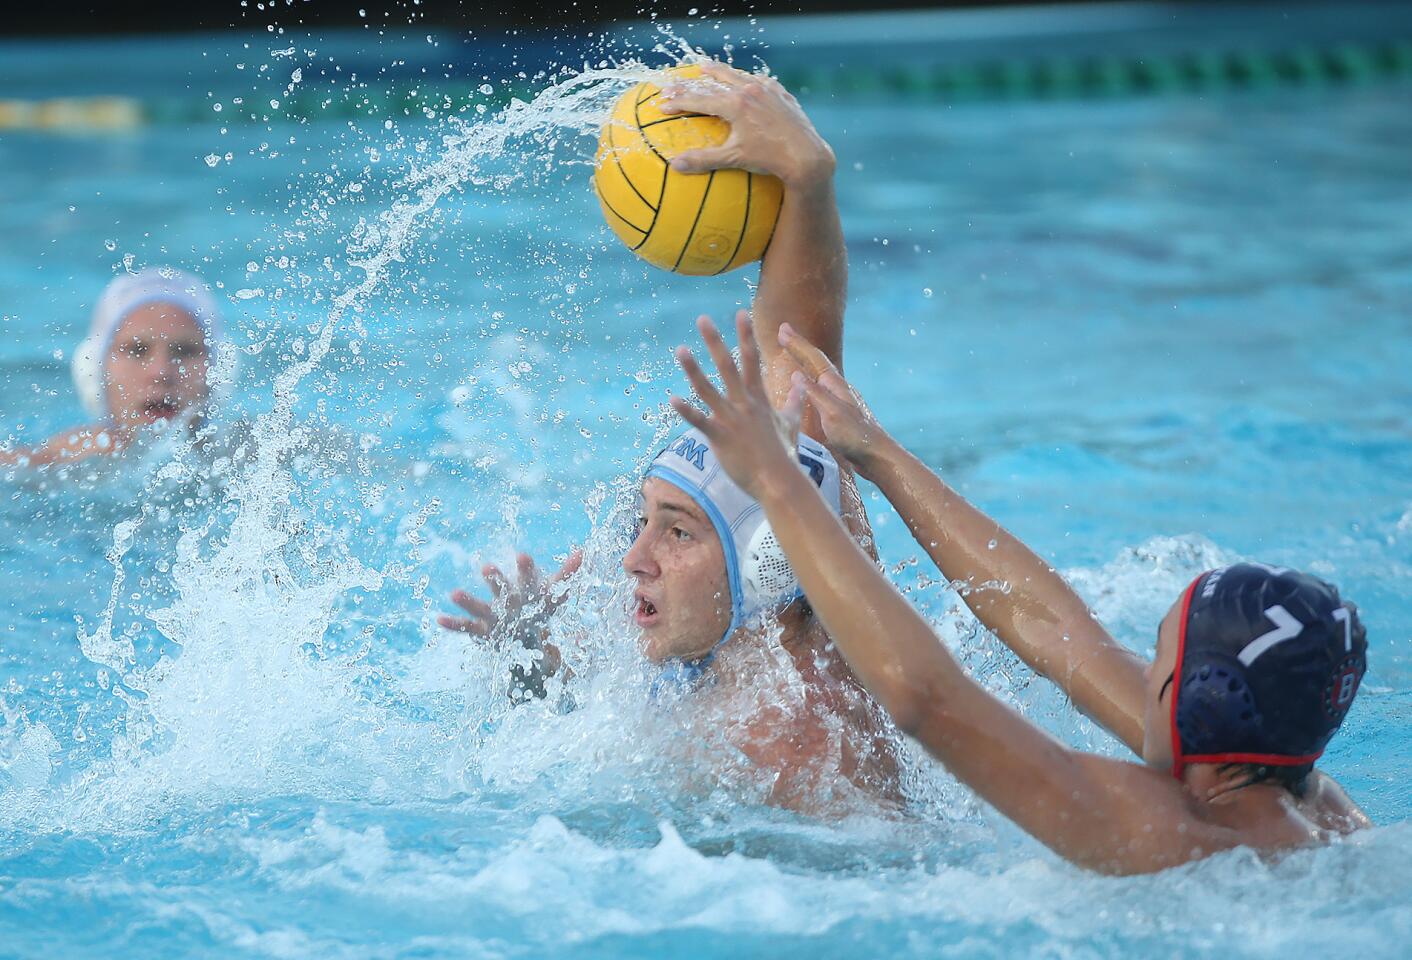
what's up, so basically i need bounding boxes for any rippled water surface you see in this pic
[1,26,1409,959]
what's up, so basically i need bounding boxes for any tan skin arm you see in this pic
[439,69,853,644]
[659,62,844,435]
[777,326,1150,756]
[668,314,1246,874]
[661,64,878,557]
[1,427,121,468]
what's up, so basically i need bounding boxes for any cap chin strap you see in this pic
[651,610,741,699]
[650,652,716,699]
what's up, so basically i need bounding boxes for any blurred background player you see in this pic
[1,266,233,468]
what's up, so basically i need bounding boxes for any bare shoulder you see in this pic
[1302,770,1372,833]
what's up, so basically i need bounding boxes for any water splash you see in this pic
[26,55,732,829]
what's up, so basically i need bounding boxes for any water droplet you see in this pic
[987,539,998,550]
[479,83,494,95]
[922,287,933,298]
[212,102,223,112]
[103,239,116,251]
[204,154,221,168]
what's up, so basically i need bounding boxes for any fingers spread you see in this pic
[482,564,509,599]
[655,88,722,117]
[817,369,855,403]
[801,374,850,414]
[782,374,805,440]
[669,145,736,174]
[779,323,839,379]
[516,552,540,590]
[669,395,712,434]
[551,549,584,585]
[696,60,749,87]
[675,346,725,412]
[696,315,742,397]
[451,588,493,618]
[437,614,490,636]
[734,310,767,397]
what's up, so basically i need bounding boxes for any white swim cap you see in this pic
[646,426,842,652]
[71,267,232,420]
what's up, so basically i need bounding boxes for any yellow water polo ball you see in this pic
[593,64,784,276]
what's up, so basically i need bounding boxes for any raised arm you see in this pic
[660,63,845,424]
[667,314,1238,875]
[779,327,1150,756]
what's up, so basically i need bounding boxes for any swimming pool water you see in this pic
[1,26,1410,959]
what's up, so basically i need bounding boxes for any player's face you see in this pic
[1141,598,1183,770]
[104,303,209,429]
[623,478,733,663]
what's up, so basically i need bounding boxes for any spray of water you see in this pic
[0,45,785,830]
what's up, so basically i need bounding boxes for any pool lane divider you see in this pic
[2,39,1410,133]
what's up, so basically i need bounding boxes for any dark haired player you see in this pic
[667,312,1370,873]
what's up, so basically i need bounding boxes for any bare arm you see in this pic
[660,63,844,433]
[663,64,875,558]
[669,315,1241,874]
[1,426,119,468]
[780,328,1149,755]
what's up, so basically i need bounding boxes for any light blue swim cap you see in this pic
[645,426,843,655]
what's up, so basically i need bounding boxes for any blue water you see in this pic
[2,26,1411,959]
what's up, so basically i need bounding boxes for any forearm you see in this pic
[752,167,846,366]
[861,437,1147,753]
[756,469,1217,872]
[756,467,966,732]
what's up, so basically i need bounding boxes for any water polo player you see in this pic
[1,266,233,467]
[440,63,899,809]
[671,312,1370,873]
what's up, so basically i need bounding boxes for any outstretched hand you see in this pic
[438,549,583,649]
[777,323,895,479]
[658,61,834,189]
[670,310,805,502]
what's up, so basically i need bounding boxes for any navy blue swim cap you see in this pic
[1169,563,1367,779]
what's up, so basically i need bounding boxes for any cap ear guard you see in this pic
[740,523,800,613]
[1168,564,1367,779]
[1174,653,1265,756]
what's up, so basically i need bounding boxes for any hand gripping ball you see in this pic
[593,64,783,276]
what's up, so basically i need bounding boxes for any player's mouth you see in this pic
[142,398,181,420]
[634,592,660,627]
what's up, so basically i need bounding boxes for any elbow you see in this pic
[872,669,944,740]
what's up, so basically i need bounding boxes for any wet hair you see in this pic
[1217,761,1314,799]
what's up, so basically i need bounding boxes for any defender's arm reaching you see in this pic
[775,325,1150,755]
[668,315,1247,874]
